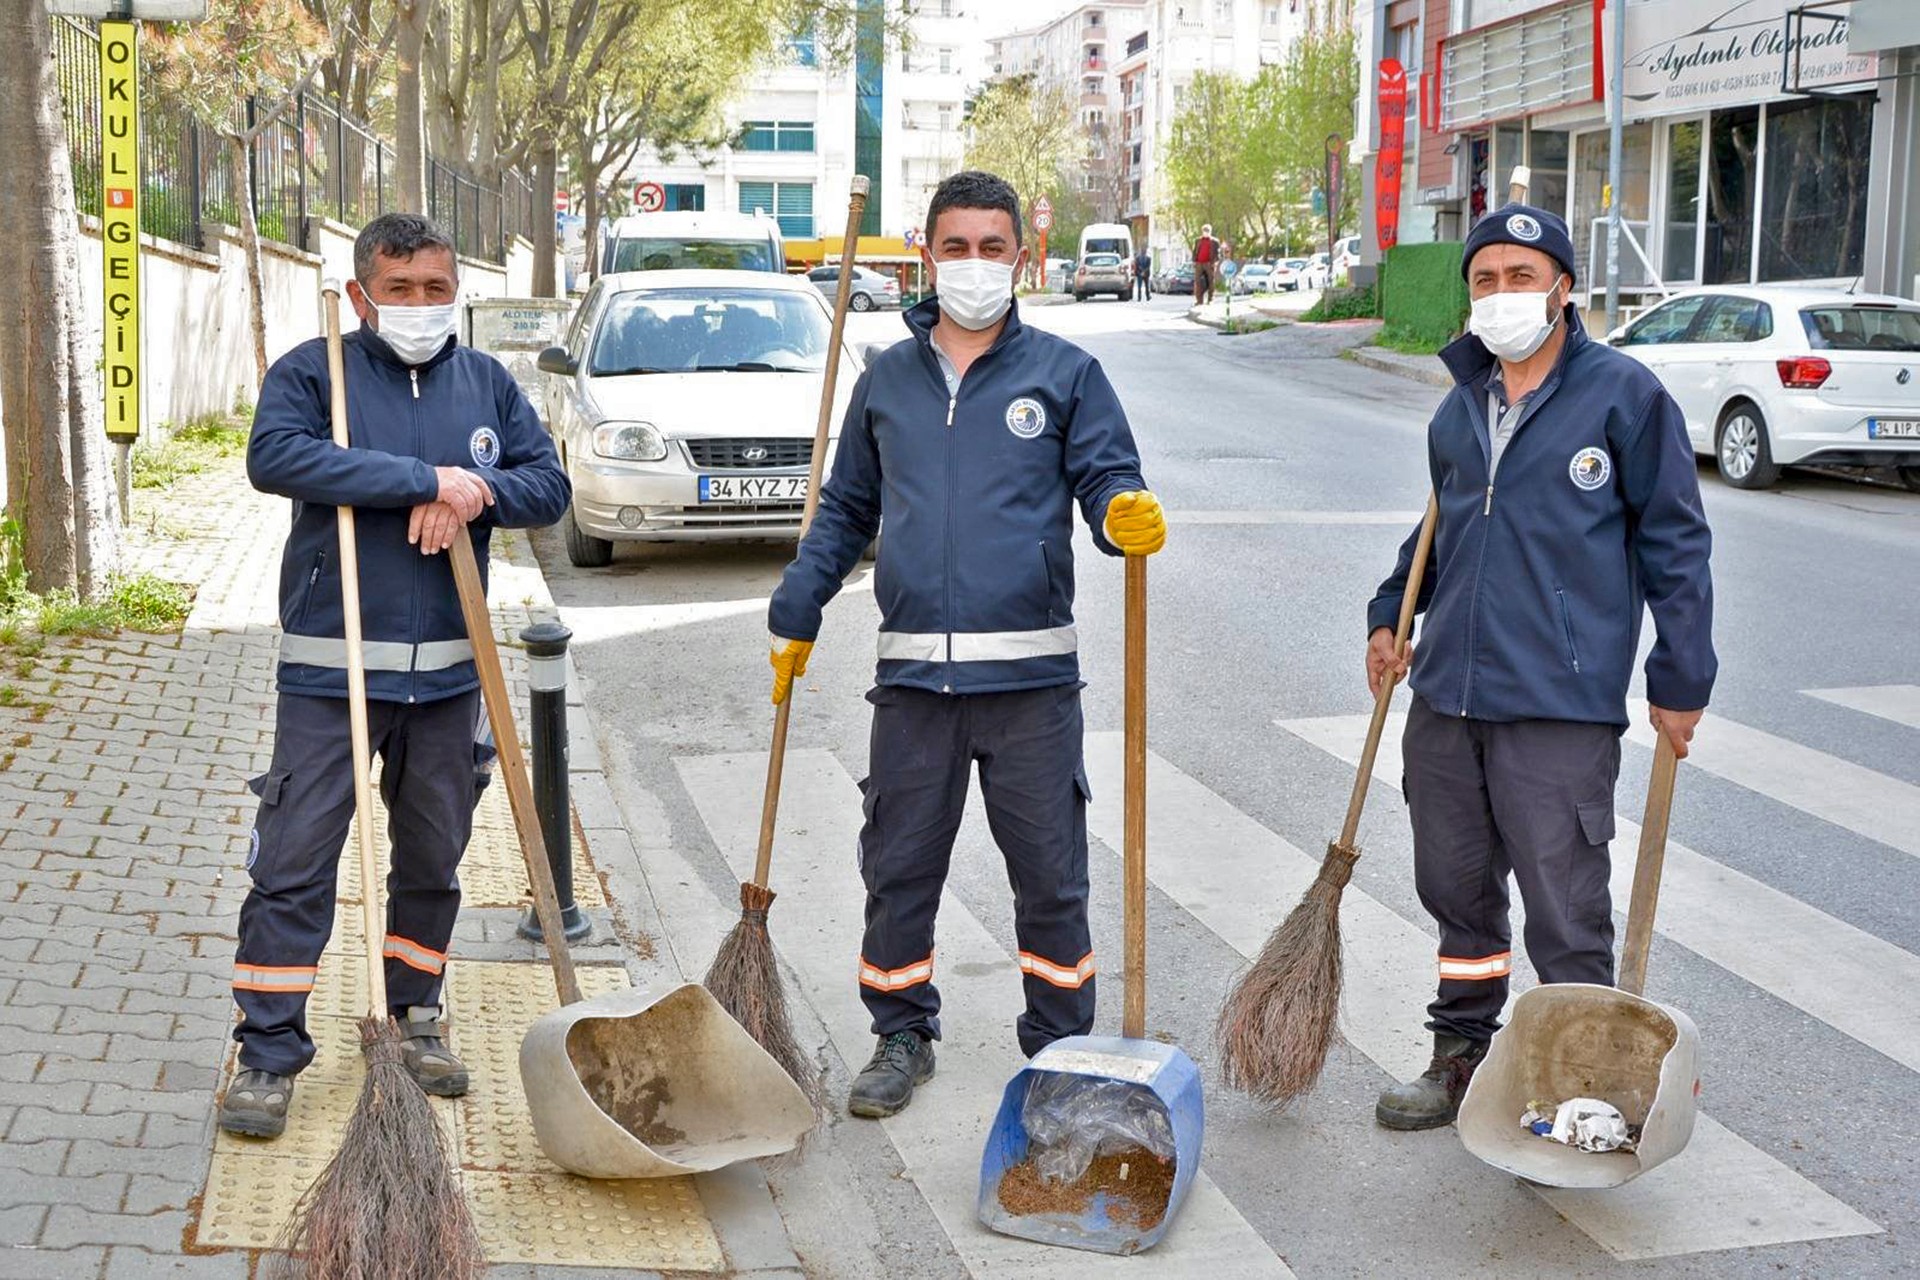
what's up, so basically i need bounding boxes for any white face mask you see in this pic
[372,300,459,364]
[933,256,1015,331]
[1469,281,1564,362]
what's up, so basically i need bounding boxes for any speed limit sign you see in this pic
[1031,194,1053,233]
[633,181,666,212]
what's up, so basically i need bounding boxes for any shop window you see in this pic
[1704,106,1760,285]
[1571,125,1650,281]
[1664,120,1702,282]
[1760,94,1872,282]
[665,183,705,212]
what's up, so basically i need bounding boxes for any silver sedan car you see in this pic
[537,270,860,566]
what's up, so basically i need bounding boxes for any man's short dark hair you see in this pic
[926,170,1023,246]
[353,213,457,283]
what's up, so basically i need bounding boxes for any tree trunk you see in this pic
[394,0,429,213]
[580,155,602,284]
[531,138,559,297]
[0,1,121,596]
[227,136,271,388]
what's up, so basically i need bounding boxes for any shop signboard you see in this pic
[1615,0,1878,121]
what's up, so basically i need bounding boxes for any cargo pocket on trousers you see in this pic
[1073,765,1093,804]
[1576,799,1616,846]
[856,776,878,878]
[244,767,290,874]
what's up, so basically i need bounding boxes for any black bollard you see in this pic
[516,621,592,943]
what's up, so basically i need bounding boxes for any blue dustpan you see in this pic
[977,556,1203,1253]
[977,1036,1203,1253]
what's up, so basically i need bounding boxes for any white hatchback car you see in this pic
[1608,286,1920,490]
[537,270,860,566]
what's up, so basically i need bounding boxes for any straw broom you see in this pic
[271,284,484,1279]
[703,175,871,1106]
[1216,494,1439,1105]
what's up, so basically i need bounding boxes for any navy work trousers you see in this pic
[232,690,488,1075]
[1402,695,1622,1043]
[856,684,1095,1058]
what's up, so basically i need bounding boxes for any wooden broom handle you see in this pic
[322,287,388,1019]
[449,534,584,1006]
[1340,492,1439,849]
[1618,733,1679,997]
[1123,554,1147,1041]
[753,175,869,889]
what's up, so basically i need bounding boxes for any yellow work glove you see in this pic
[1103,490,1167,556]
[769,635,814,705]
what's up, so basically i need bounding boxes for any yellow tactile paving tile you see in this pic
[198,959,725,1271]
[464,1170,726,1272]
[334,796,607,909]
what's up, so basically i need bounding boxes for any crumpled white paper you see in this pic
[1518,1097,1637,1153]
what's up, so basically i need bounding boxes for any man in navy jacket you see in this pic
[768,171,1167,1118]
[221,214,570,1138]
[1366,204,1715,1131]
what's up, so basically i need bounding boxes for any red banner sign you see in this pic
[1375,58,1408,253]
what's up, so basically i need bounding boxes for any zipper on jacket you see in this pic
[1483,485,1493,516]
[410,368,420,399]
[408,365,425,704]
[942,392,957,691]
[1459,507,1495,717]
[297,550,327,630]
[1555,587,1581,674]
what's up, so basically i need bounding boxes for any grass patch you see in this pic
[109,573,194,632]
[1373,324,1450,356]
[1220,316,1279,335]
[131,411,249,490]
[36,591,119,637]
[1303,284,1379,323]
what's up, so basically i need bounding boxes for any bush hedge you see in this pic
[1379,242,1469,349]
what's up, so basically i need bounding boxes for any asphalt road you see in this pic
[530,293,1920,1278]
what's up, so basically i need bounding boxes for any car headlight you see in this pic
[592,421,667,461]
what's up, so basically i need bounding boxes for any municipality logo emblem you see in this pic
[1569,446,1611,491]
[1005,397,1046,439]
[1508,213,1543,242]
[246,827,260,871]
[469,426,501,467]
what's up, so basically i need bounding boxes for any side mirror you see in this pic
[857,341,891,366]
[536,345,577,375]
[1605,327,1629,347]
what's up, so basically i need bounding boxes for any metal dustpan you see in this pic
[1458,736,1701,1188]
[521,982,815,1178]
[450,536,812,1179]
[977,557,1204,1253]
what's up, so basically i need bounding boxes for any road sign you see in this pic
[1031,195,1053,234]
[904,227,923,249]
[100,20,140,442]
[633,181,665,212]
[554,188,570,213]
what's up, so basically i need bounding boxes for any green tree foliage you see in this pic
[962,74,1080,223]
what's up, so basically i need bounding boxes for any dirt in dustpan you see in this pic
[996,1145,1175,1231]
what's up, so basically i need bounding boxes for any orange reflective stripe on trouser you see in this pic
[1437,952,1512,981]
[382,934,449,975]
[232,963,318,993]
[859,953,934,992]
[1018,950,1096,990]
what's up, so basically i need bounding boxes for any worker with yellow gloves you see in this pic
[767,170,1163,1119]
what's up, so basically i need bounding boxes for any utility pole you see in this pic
[1604,0,1626,332]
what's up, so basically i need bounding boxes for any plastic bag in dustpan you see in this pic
[977,1036,1203,1254]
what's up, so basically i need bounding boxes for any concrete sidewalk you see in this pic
[0,456,796,1278]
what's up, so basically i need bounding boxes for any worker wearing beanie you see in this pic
[1364,203,1716,1130]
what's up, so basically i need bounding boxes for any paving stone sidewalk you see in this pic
[0,456,791,1279]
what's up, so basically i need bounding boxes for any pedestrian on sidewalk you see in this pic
[221,213,571,1139]
[1133,247,1152,301]
[767,170,1167,1119]
[1192,225,1219,304]
[1365,203,1715,1132]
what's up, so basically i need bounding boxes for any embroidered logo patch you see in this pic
[246,827,260,871]
[1507,213,1543,242]
[1569,446,1611,491]
[1005,397,1046,439]
[469,426,501,467]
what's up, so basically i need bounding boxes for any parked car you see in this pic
[1044,257,1076,292]
[805,263,900,311]
[1334,235,1362,276]
[1074,252,1130,301]
[1157,262,1196,294]
[1608,285,1920,490]
[1230,262,1275,295]
[600,211,785,274]
[536,270,861,566]
[1304,253,1333,290]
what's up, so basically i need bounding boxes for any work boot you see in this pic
[847,1031,935,1119]
[399,1007,471,1098]
[1375,1033,1489,1131]
[219,1068,294,1139]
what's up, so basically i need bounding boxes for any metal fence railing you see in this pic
[54,17,538,263]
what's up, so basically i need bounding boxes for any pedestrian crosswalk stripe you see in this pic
[1621,715,1920,861]
[1083,731,1880,1260]
[1281,713,1920,1078]
[675,749,1297,1280]
[1804,684,1920,732]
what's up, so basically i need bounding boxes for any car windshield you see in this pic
[590,288,832,375]
[1244,264,1270,274]
[609,237,777,273]
[1800,305,1920,352]
[1085,254,1122,267]
[1284,259,1307,269]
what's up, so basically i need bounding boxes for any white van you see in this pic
[601,211,786,275]
[1079,222,1134,264]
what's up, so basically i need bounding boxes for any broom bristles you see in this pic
[1215,841,1358,1106]
[270,1017,485,1280]
[704,882,824,1112]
